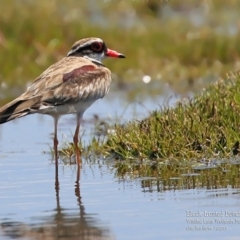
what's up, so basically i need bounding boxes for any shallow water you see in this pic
[0,87,240,240]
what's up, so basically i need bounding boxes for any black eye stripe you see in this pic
[68,41,105,56]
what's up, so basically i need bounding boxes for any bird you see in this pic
[0,37,125,164]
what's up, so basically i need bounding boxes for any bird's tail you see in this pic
[0,96,41,124]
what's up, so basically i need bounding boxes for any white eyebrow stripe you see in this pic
[74,39,103,51]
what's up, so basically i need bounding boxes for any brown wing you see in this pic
[0,96,42,123]
[0,57,112,124]
[39,63,112,106]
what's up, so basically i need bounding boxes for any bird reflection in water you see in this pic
[0,164,114,240]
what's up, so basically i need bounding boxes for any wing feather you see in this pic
[24,56,112,106]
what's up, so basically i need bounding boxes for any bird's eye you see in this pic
[91,42,103,52]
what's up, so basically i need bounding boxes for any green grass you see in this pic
[58,71,240,163]
[2,0,240,98]
[102,72,240,161]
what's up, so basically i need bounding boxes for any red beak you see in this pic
[106,48,125,58]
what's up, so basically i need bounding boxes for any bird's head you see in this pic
[67,37,125,64]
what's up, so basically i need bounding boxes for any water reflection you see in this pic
[114,158,240,196]
[1,166,114,240]
[139,176,240,194]
[1,155,240,240]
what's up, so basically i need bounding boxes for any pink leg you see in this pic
[73,114,82,165]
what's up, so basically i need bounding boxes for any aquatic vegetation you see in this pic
[57,72,240,183]
[103,72,240,161]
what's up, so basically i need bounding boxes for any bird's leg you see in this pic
[74,114,82,165]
